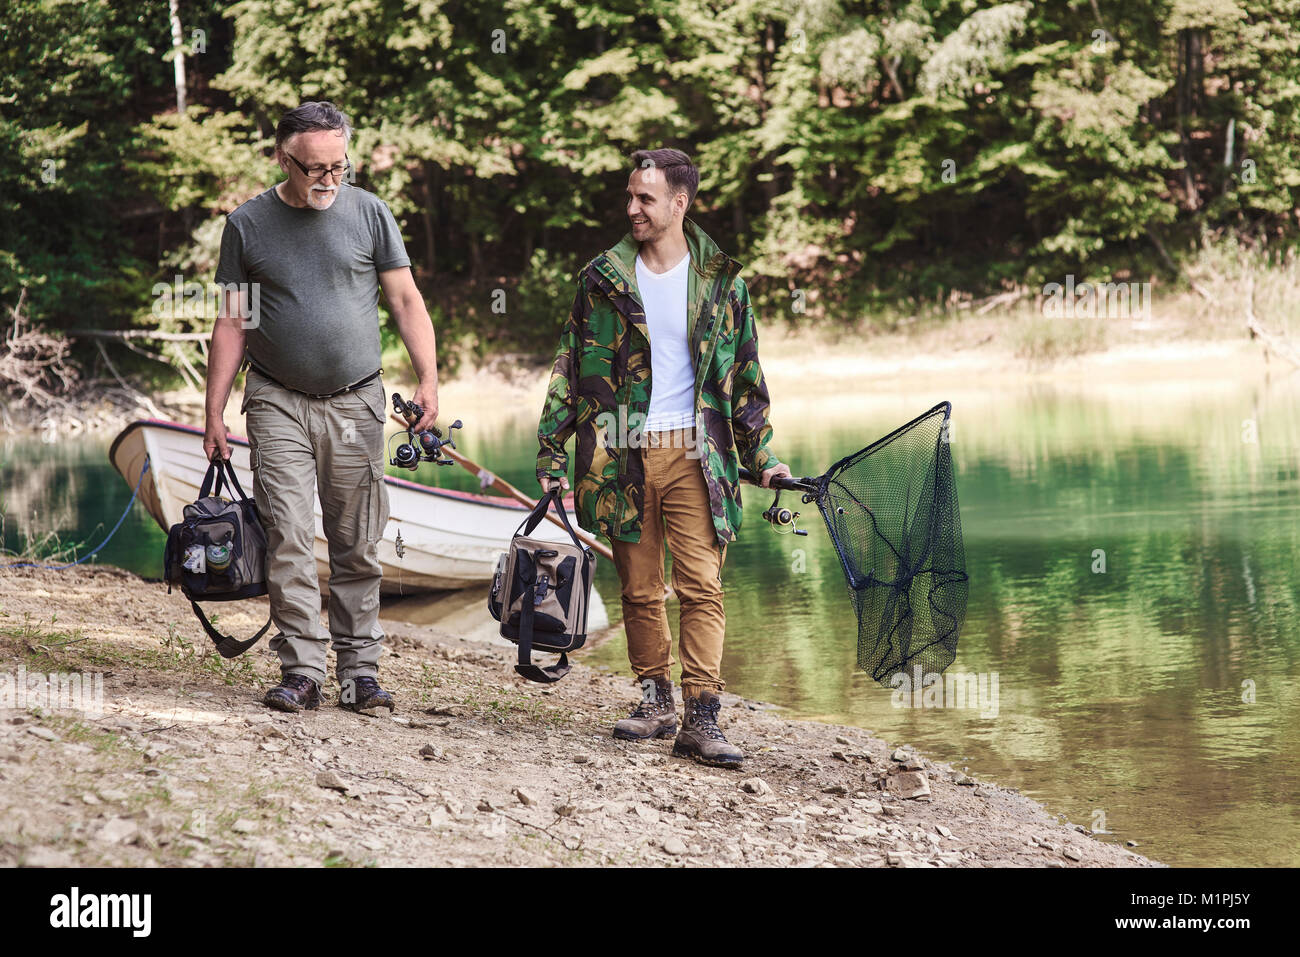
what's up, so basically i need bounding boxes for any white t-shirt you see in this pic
[635,251,695,432]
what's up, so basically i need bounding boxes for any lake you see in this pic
[3,369,1297,867]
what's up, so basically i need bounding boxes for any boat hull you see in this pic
[108,420,591,597]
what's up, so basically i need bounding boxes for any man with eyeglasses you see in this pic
[204,101,439,715]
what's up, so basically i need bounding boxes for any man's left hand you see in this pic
[760,462,792,488]
[410,380,439,433]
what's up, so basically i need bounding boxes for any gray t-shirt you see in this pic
[214,183,411,395]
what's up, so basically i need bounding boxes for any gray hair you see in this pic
[275,101,352,150]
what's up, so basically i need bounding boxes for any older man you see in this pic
[204,101,439,713]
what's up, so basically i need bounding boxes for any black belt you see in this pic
[247,360,381,400]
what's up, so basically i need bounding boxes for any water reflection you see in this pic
[3,372,1299,865]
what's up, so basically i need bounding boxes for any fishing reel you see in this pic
[762,488,807,536]
[388,393,462,470]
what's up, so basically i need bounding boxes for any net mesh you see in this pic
[811,403,968,686]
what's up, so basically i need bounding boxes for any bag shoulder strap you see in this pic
[512,579,571,684]
[189,600,271,659]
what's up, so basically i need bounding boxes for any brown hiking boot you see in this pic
[673,690,743,768]
[263,673,321,713]
[612,676,677,740]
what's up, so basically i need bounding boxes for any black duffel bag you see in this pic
[163,456,272,658]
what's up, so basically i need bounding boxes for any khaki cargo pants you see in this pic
[610,427,728,701]
[241,367,390,686]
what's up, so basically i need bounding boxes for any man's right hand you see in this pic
[204,417,232,462]
[539,474,569,495]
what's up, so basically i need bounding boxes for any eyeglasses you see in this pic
[284,152,351,181]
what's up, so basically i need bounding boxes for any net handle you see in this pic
[737,467,817,493]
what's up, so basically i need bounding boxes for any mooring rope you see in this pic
[3,456,151,570]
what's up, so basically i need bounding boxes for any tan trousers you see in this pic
[241,368,390,686]
[610,428,728,701]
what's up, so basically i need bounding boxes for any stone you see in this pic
[835,735,852,746]
[428,807,452,828]
[96,817,138,845]
[27,726,59,742]
[952,772,975,786]
[739,777,773,796]
[935,824,952,838]
[890,748,911,762]
[634,804,660,824]
[231,819,258,834]
[315,771,348,792]
[888,771,931,800]
[1063,846,1082,862]
[1126,840,1139,847]
[662,837,687,856]
[24,846,74,867]
[99,789,129,802]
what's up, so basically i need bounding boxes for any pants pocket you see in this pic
[363,458,390,543]
[251,448,278,527]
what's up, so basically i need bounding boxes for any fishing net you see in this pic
[807,402,968,686]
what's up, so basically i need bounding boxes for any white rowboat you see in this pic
[108,420,606,628]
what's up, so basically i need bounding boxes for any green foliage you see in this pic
[1,0,1298,369]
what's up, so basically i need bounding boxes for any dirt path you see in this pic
[0,566,1159,868]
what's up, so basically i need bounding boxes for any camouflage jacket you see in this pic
[536,219,780,549]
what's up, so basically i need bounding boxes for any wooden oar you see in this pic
[388,413,614,562]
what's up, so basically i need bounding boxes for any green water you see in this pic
[3,376,1298,867]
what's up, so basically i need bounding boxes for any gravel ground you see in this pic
[0,565,1160,868]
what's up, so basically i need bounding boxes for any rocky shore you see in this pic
[0,566,1159,868]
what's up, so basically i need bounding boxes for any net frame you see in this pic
[781,402,968,686]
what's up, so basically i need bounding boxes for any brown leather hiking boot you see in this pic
[339,675,395,713]
[673,690,743,768]
[612,676,677,740]
[263,673,321,713]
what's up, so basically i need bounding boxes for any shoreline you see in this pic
[0,319,1277,440]
[0,565,1159,867]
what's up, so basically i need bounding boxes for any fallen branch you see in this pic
[1145,226,1217,302]
[71,329,212,342]
[95,340,165,419]
[1244,275,1300,369]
